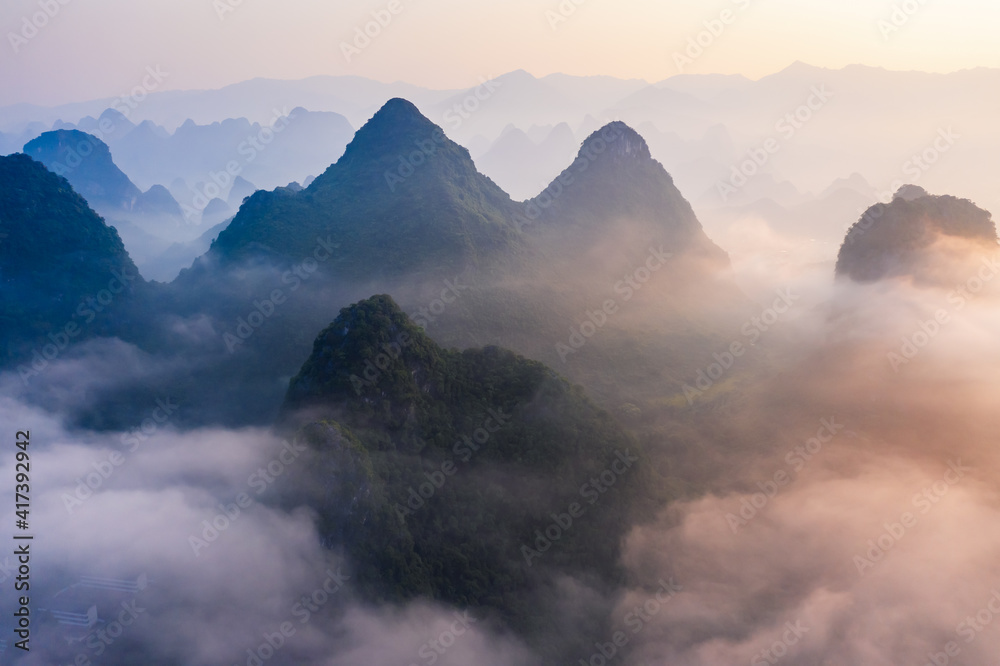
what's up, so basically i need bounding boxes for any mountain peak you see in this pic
[893,184,928,201]
[524,121,729,267]
[208,96,519,277]
[98,107,134,132]
[330,97,443,167]
[369,97,429,127]
[578,121,651,163]
[496,69,536,85]
[283,294,438,413]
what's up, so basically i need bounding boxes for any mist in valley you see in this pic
[2,2,998,664]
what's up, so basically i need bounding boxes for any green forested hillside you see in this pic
[283,295,668,655]
[0,153,146,364]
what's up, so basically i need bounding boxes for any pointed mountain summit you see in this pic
[522,121,728,265]
[283,294,440,415]
[134,183,183,218]
[226,175,257,210]
[205,98,522,277]
[836,187,998,284]
[315,97,438,172]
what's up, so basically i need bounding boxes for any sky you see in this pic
[1,0,999,106]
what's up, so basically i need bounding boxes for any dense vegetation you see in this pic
[205,98,524,279]
[837,188,998,283]
[0,153,146,364]
[282,295,666,654]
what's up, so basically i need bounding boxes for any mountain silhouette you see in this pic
[837,186,998,284]
[282,294,659,659]
[0,153,145,365]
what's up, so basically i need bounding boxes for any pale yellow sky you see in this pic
[2,0,998,105]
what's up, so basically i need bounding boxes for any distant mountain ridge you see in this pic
[23,129,183,219]
[2,96,750,429]
[6,65,1000,221]
[24,130,144,212]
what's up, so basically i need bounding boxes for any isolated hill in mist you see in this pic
[836,186,998,284]
[282,295,659,658]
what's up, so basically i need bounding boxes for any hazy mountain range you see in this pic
[4,63,996,293]
[2,74,999,665]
